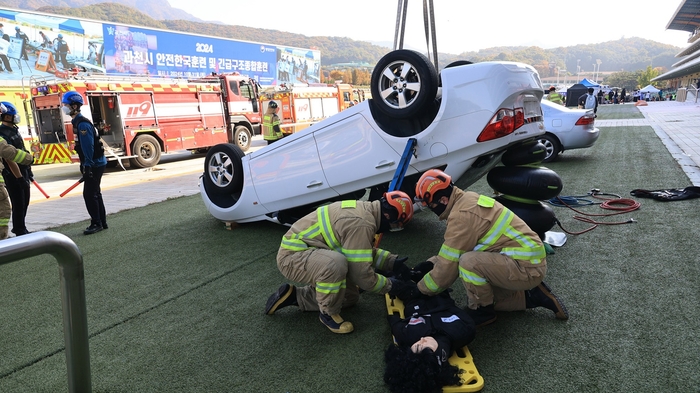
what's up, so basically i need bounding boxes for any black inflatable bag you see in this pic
[501,140,547,166]
[487,166,563,201]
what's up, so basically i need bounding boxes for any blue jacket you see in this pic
[72,114,107,168]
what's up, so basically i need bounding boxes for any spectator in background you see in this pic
[579,87,599,114]
[55,33,70,69]
[597,89,604,105]
[0,23,4,38]
[0,33,12,73]
[620,88,627,103]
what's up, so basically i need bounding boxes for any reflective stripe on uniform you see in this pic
[423,272,441,293]
[280,203,374,264]
[262,114,282,140]
[472,201,545,264]
[373,274,387,292]
[13,149,27,163]
[316,279,346,294]
[374,249,390,270]
[438,243,462,262]
[459,266,488,286]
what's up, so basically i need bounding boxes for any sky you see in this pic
[166,0,692,54]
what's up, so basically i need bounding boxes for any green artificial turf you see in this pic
[1,104,699,392]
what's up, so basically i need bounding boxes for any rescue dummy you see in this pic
[384,269,477,393]
[0,126,34,239]
[265,191,414,334]
[413,169,569,326]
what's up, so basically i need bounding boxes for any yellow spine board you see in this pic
[384,294,485,392]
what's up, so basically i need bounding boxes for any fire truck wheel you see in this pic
[203,143,245,195]
[129,134,162,168]
[233,125,252,152]
[370,49,438,119]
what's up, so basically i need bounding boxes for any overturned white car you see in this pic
[199,50,545,224]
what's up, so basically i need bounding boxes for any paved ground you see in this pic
[16,101,700,233]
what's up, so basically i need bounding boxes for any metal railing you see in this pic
[0,231,92,392]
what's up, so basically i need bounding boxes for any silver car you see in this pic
[539,99,600,162]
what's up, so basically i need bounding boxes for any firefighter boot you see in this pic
[525,281,569,320]
[265,284,298,315]
[319,312,354,334]
[465,304,497,327]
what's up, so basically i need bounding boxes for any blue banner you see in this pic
[101,23,318,85]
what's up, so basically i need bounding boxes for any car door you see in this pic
[250,134,337,212]
[314,113,403,195]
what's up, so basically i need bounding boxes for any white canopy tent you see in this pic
[639,84,661,93]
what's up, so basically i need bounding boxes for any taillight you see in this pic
[575,115,595,126]
[478,108,519,142]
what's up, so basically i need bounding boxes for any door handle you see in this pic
[307,180,323,188]
[375,160,395,169]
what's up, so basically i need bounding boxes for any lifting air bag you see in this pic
[501,141,547,166]
[487,166,563,201]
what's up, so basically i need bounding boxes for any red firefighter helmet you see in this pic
[383,190,414,230]
[415,169,453,206]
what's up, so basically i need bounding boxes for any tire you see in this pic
[203,143,245,195]
[370,50,438,119]
[487,165,563,201]
[233,125,252,152]
[129,134,161,168]
[537,134,561,163]
[439,60,473,87]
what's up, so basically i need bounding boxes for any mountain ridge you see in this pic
[0,0,683,74]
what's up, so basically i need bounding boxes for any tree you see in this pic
[606,71,642,90]
[637,66,660,88]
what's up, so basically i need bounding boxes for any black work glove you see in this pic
[79,165,85,175]
[84,166,93,179]
[410,261,434,282]
[392,256,411,281]
[388,278,422,301]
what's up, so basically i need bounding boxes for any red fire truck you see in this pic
[26,72,262,168]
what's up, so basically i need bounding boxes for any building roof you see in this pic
[666,0,700,33]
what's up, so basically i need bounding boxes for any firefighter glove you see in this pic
[392,256,411,281]
[84,166,93,179]
[410,261,435,282]
[388,277,422,301]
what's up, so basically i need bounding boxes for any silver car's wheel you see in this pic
[203,143,245,195]
[370,50,438,119]
[537,134,561,163]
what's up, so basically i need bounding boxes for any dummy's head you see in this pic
[378,190,414,233]
[383,344,463,393]
[415,169,454,216]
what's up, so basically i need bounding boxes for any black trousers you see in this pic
[83,165,106,226]
[1,172,30,234]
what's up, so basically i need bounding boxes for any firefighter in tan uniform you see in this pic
[0,137,34,239]
[262,101,283,145]
[413,169,569,326]
[265,191,415,334]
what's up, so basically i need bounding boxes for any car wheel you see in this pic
[129,134,161,168]
[370,50,438,119]
[537,134,561,163]
[203,143,245,195]
[233,125,251,152]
